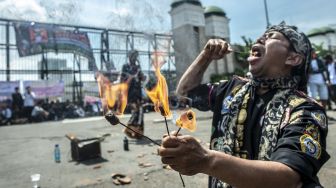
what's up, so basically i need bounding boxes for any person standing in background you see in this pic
[121,50,146,139]
[23,86,36,122]
[307,49,329,108]
[11,87,23,119]
[325,54,336,107]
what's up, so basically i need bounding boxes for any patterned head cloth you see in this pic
[265,21,312,92]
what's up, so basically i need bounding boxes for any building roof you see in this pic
[307,26,335,37]
[171,0,202,8]
[204,6,226,17]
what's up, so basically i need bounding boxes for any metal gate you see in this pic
[0,18,176,102]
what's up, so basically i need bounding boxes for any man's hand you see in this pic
[203,39,232,61]
[176,39,232,96]
[158,135,210,176]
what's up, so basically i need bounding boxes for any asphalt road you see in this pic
[0,109,335,188]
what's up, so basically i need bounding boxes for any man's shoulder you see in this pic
[282,90,328,131]
[288,90,324,109]
[286,90,326,124]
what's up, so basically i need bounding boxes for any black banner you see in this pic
[14,21,97,71]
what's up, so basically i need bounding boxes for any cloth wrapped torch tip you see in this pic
[158,106,168,117]
[176,110,196,132]
[105,110,120,125]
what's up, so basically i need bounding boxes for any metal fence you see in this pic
[0,18,176,102]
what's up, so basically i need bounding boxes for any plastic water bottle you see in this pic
[123,137,129,151]
[54,144,61,163]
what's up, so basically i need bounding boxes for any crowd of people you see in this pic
[0,86,102,126]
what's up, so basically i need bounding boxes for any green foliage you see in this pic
[312,43,333,58]
[234,36,253,65]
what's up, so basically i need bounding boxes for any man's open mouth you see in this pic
[247,45,263,63]
[251,46,262,57]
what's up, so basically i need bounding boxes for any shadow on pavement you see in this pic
[128,138,162,146]
[73,157,109,166]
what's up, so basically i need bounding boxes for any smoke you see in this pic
[106,0,171,33]
[0,0,83,24]
[0,0,47,21]
[39,0,83,24]
[0,0,171,32]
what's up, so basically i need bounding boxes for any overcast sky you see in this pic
[0,0,335,44]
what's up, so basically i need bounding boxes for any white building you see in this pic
[170,0,206,82]
[203,6,235,82]
[170,0,235,83]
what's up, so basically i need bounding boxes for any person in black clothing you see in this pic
[158,22,329,188]
[121,50,146,139]
[11,87,23,119]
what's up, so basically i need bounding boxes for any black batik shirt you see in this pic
[188,77,330,188]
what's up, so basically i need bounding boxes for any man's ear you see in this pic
[285,52,303,67]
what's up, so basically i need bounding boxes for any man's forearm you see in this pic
[203,150,301,188]
[176,50,212,96]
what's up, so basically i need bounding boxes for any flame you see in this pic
[97,73,128,115]
[176,110,196,132]
[145,51,171,117]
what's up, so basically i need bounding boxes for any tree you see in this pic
[312,42,333,59]
[234,36,253,65]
